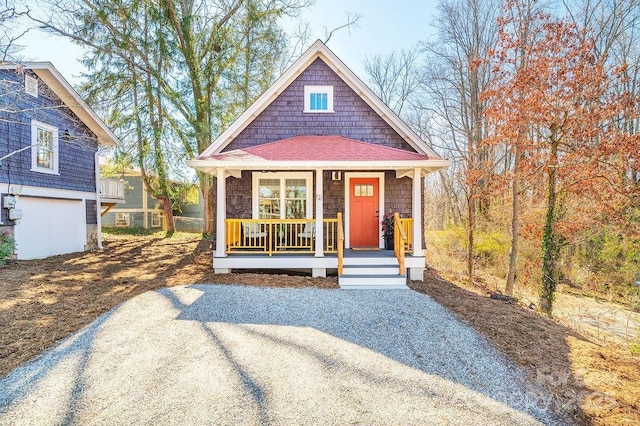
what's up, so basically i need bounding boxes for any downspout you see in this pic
[94,148,110,249]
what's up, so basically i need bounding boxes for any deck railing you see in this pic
[100,178,125,200]
[226,217,340,256]
[399,218,413,253]
[394,213,407,274]
[337,212,344,275]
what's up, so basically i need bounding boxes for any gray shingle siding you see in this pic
[85,200,97,224]
[224,58,415,152]
[0,69,98,192]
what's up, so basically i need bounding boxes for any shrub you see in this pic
[0,230,15,265]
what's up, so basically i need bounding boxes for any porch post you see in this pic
[412,167,424,257]
[314,168,324,258]
[215,168,226,257]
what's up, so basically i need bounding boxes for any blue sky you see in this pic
[19,0,439,85]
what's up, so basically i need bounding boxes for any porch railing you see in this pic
[399,218,413,253]
[394,213,407,274]
[337,212,344,275]
[100,178,125,200]
[226,217,340,256]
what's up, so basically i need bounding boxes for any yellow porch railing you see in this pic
[337,212,344,275]
[399,218,413,253]
[394,213,407,274]
[226,218,340,256]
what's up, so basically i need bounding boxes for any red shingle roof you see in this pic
[203,136,430,162]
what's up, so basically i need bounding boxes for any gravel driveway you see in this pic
[0,285,564,425]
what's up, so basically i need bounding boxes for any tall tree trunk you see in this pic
[163,195,175,232]
[467,193,475,287]
[198,171,214,236]
[540,140,559,314]
[505,146,521,296]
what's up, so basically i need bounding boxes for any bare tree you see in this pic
[422,0,500,286]
[0,0,29,63]
[364,47,422,118]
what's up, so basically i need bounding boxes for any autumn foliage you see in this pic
[481,0,640,313]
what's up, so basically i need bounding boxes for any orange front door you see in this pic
[349,178,379,247]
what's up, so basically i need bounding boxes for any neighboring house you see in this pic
[101,168,203,230]
[0,63,123,260]
[188,40,451,287]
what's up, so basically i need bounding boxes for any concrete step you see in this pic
[338,274,408,289]
[342,264,399,275]
[343,256,398,266]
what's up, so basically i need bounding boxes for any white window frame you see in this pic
[151,212,162,228]
[115,212,130,227]
[252,172,313,219]
[303,85,334,113]
[30,120,59,175]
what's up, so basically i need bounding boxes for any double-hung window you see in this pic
[151,213,162,228]
[31,120,59,174]
[304,85,333,113]
[116,213,130,227]
[253,172,313,219]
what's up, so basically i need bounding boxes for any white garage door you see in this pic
[15,197,86,260]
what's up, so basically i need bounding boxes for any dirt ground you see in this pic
[1,234,638,425]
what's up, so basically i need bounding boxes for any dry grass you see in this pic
[410,268,640,425]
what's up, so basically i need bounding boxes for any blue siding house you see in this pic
[187,40,451,287]
[0,63,121,259]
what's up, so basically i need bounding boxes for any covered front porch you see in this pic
[187,136,451,284]
[210,166,426,282]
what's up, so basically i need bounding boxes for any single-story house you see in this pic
[187,40,450,288]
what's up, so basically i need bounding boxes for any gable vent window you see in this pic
[25,75,38,97]
[304,85,333,113]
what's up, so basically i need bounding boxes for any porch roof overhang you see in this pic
[187,135,452,176]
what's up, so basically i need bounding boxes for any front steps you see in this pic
[339,256,408,289]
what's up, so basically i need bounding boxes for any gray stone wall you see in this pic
[85,224,97,249]
[224,58,415,153]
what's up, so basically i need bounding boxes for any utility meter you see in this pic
[8,208,23,220]
[3,195,16,209]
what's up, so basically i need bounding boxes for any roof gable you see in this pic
[200,40,441,159]
[222,57,415,153]
[0,62,120,146]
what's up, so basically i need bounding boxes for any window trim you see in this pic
[115,212,130,227]
[303,85,334,113]
[30,120,59,175]
[151,213,162,228]
[252,172,313,219]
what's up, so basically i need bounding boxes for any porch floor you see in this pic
[222,249,396,258]
[344,249,395,258]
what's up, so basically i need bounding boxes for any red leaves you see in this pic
[481,0,640,238]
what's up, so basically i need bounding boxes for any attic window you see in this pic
[25,75,38,97]
[304,85,333,113]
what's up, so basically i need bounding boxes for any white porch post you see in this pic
[412,167,424,257]
[314,168,324,258]
[312,169,326,277]
[215,168,226,257]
